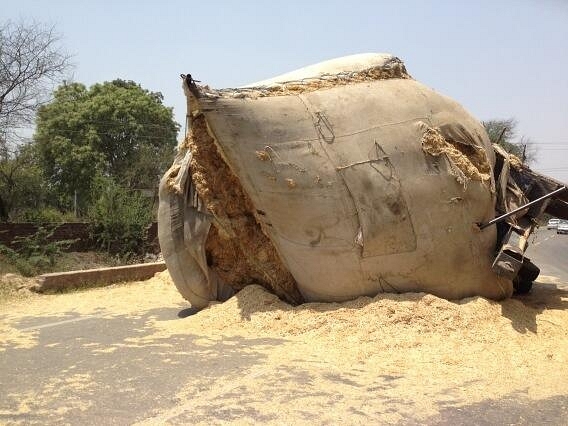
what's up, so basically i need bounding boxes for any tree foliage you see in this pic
[0,143,44,221]
[35,80,179,212]
[483,118,536,165]
[0,20,71,220]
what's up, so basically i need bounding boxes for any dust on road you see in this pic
[1,270,567,424]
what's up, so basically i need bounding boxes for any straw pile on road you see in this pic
[2,270,567,422]
[144,271,568,421]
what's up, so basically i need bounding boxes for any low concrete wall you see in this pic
[36,262,167,293]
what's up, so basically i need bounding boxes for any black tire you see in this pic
[518,259,540,283]
[513,259,540,295]
[513,279,533,295]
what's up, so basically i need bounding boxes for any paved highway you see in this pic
[526,227,568,286]
[1,230,567,425]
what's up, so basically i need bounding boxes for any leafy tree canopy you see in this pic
[483,118,536,165]
[34,79,179,211]
[0,143,44,221]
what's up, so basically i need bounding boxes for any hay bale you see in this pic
[159,53,512,308]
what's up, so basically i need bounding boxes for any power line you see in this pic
[8,119,180,131]
[68,119,179,130]
[34,127,178,142]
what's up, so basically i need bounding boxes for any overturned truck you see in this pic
[158,53,568,309]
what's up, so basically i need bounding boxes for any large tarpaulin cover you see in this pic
[159,53,512,308]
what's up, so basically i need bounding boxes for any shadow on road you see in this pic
[501,282,568,333]
[1,307,287,425]
[426,392,568,425]
[177,306,201,318]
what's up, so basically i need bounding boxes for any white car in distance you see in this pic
[557,221,568,235]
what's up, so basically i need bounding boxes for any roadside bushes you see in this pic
[0,177,156,275]
[87,177,152,260]
[14,206,76,223]
[0,226,75,276]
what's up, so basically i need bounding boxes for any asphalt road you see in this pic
[1,230,567,425]
[526,227,568,285]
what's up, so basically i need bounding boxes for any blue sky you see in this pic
[3,0,568,181]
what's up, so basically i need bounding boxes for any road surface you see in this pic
[1,228,567,425]
[526,227,568,286]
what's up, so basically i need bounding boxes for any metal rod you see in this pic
[479,186,567,230]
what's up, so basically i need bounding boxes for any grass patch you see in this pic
[0,251,127,303]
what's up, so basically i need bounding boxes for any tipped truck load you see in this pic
[158,53,568,309]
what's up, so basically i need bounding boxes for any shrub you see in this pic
[14,207,76,223]
[0,243,18,263]
[13,226,74,263]
[1,226,75,276]
[87,177,152,259]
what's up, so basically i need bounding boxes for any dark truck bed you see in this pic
[489,145,567,292]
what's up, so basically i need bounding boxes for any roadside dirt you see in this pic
[0,273,37,302]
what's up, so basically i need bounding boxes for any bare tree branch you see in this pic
[0,20,72,151]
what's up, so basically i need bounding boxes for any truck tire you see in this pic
[513,259,540,294]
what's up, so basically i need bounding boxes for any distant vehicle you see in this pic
[557,221,568,235]
[548,218,561,229]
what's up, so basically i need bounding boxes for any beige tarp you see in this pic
[159,53,512,308]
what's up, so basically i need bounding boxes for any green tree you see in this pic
[34,80,179,213]
[483,118,536,165]
[0,143,45,221]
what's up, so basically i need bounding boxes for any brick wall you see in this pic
[0,222,159,253]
